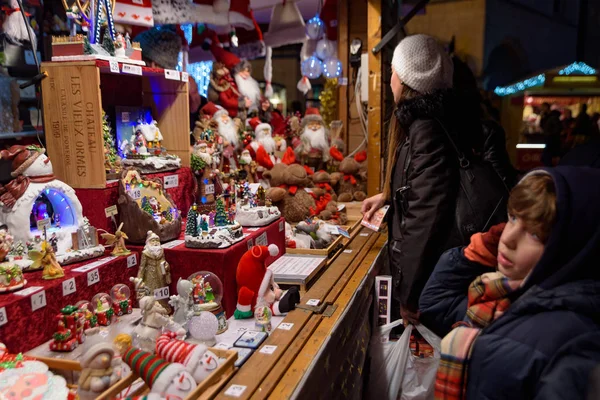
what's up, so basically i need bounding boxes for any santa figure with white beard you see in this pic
[234,60,262,114]
[200,102,240,173]
[295,108,331,171]
[138,231,172,312]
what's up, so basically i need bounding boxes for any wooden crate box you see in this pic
[40,60,190,189]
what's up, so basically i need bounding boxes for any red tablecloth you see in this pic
[0,218,285,353]
[75,167,196,235]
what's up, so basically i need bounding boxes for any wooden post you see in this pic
[337,0,349,146]
[367,0,382,196]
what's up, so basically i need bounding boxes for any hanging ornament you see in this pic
[306,15,324,40]
[323,58,343,79]
[319,78,338,127]
[297,76,312,95]
[301,56,323,79]
[315,39,335,60]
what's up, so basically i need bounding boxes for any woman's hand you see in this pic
[361,193,385,221]
[400,304,420,326]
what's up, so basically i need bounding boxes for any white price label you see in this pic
[72,256,117,272]
[163,175,179,189]
[215,342,231,349]
[161,239,184,249]
[0,307,7,327]
[105,205,118,217]
[246,227,259,232]
[109,60,120,73]
[306,299,320,306]
[255,232,268,247]
[247,239,254,250]
[339,77,348,86]
[31,290,47,311]
[127,254,137,268]
[343,249,353,254]
[279,221,284,232]
[205,184,215,195]
[62,278,76,296]
[224,385,247,397]
[164,69,180,80]
[122,64,142,76]
[87,269,100,286]
[259,345,277,355]
[129,188,141,200]
[360,233,369,237]
[122,112,130,123]
[14,286,44,297]
[181,71,189,82]
[277,322,294,331]
[154,286,170,300]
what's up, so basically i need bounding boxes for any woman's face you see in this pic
[391,70,403,103]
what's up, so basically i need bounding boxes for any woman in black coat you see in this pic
[362,34,485,323]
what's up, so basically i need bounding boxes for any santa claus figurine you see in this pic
[200,102,240,173]
[238,149,258,184]
[295,108,331,171]
[138,231,172,312]
[235,244,300,319]
[208,61,244,119]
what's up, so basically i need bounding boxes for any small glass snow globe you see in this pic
[188,271,223,312]
[92,293,113,313]
[111,284,132,315]
[254,303,272,332]
[76,300,97,328]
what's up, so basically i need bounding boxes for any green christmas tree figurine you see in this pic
[83,37,94,55]
[102,111,119,172]
[214,199,228,227]
[185,205,198,236]
[141,197,154,216]
[102,33,115,56]
[200,217,209,233]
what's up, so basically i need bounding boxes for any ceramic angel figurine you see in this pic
[29,240,64,280]
[132,296,185,353]
[101,222,131,256]
[169,278,194,327]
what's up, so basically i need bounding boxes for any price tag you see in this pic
[255,232,268,247]
[360,233,369,237]
[122,64,142,76]
[277,322,294,331]
[259,345,277,355]
[236,327,248,333]
[164,69,180,80]
[62,278,76,296]
[343,249,353,254]
[154,286,170,300]
[224,385,247,397]
[247,239,254,250]
[31,290,47,311]
[105,205,118,218]
[181,71,189,82]
[215,342,231,349]
[306,299,320,306]
[36,218,51,231]
[163,175,179,189]
[205,184,215,195]
[109,60,120,73]
[129,188,141,200]
[72,256,117,273]
[14,286,44,297]
[127,254,137,268]
[339,77,348,86]
[0,307,7,327]
[161,240,185,249]
[279,221,284,232]
[87,269,100,286]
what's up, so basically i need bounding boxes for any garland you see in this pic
[319,78,338,127]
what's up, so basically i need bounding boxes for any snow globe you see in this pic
[254,303,273,332]
[188,271,227,334]
[92,293,114,326]
[76,300,97,330]
[110,284,132,317]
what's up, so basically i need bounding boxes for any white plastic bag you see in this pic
[367,321,441,400]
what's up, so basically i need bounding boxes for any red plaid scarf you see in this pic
[435,226,521,400]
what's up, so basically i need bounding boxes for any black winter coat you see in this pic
[481,119,518,188]
[387,89,482,308]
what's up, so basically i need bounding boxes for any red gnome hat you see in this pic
[235,245,279,318]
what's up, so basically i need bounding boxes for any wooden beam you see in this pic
[367,0,382,196]
[337,0,349,146]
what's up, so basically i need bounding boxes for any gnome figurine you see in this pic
[78,330,119,399]
[122,347,196,399]
[156,331,223,384]
[235,245,300,319]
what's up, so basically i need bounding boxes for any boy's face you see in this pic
[497,215,545,281]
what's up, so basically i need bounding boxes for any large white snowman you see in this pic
[0,145,90,258]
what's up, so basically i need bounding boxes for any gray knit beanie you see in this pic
[391,34,453,94]
[134,28,182,70]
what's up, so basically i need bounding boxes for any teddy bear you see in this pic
[331,151,368,203]
[309,171,348,225]
[263,163,316,223]
[234,245,300,319]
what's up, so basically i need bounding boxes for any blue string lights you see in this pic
[494,62,597,96]
[178,59,213,98]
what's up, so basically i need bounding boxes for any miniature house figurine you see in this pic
[120,120,181,173]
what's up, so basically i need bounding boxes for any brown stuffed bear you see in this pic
[309,171,347,224]
[264,163,316,223]
[331,151,368,203]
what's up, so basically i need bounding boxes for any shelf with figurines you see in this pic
[117,168,182,244]
[184,199,244,250]
[0,146,105,270]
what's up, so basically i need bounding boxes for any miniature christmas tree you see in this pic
[83,37,94,55]
[200,217,209,233]
[141,197,154,216]
[190,154,206,173]
[242,183,252,206]
[185,206,198,236]
[102,33,115,56]
[164,209,173,222]
[214,199,228,227]
[102,111,119,171]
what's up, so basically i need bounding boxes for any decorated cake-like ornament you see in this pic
[120,119,181,173]
[234,183,281,227]
[0,262,26,293]
[184,199,243,249]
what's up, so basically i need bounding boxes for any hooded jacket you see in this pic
[419,166,600,399]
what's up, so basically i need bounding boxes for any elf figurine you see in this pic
[29,240,64,279]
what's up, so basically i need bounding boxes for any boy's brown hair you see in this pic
[507,173,557,242]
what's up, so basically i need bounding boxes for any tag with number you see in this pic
[154,286,170,300]
[87,269,100,286]
[164,69,180,80]
[277,322,294,331]
[127,254,137,268]
[224,385,247,397]
[31,291,47,311]
[164,175,179,189]
[181,71,189,82]
[205,184,215,194]
[0,307,7,327]
[306,299,320,306]
[129,188,141,200]
[109,60,120,73]
[122,64,142,76]
[259,345,277,355]
[256,232,268,247]
[62,278,76,296]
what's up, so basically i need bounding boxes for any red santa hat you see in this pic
[205,33,241,70]
[122,347,187,393]
[0,145,45,177]
[200,102,222,119]
[229,0,254,30]
[302,108,324,127]
[249,117,271,137]
[235,245,279,315]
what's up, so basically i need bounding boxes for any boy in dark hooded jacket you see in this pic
[419,166,600,399]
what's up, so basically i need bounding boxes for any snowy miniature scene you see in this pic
[184,200,244,249]
[234,183,281,227]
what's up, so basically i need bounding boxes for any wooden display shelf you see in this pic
[40,60,190,189]
[286,234,345,258]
